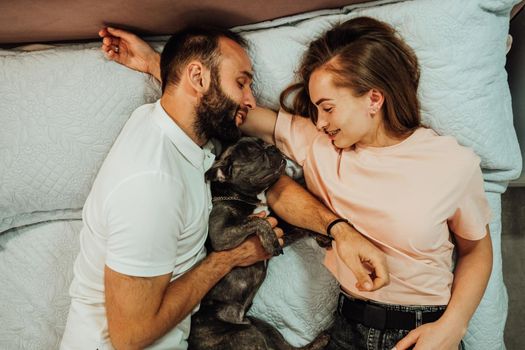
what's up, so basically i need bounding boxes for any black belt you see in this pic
[338,293,445,331]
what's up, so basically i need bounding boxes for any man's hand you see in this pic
[331,222,389,291]
[267,175,389,291]
[99,27,161,80]
[393,319,464,350]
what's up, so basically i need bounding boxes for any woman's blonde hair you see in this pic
[280,17,421,137]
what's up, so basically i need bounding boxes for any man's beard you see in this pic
[194,75,243,144]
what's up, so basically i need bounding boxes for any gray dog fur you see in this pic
[188,137,330,350]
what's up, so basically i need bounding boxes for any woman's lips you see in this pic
[326,129,340,139]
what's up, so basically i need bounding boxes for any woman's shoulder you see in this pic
[418,127,481,170]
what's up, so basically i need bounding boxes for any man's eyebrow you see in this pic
[241,70,254,80]
[315,98,333,105]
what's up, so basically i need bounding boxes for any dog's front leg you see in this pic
[208,206,269,251]
[210,212,283,257]
[253,217,283,256]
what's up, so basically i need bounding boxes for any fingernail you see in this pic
[364,282,372,290]
[391,348,397,350]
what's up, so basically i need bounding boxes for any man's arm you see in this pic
[99,27,161,82]
[105,235,273,349]
[99,27,278,144]
[267,175,389,291]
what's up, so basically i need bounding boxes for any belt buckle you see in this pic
[363,303,387,330]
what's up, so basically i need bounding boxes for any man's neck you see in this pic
[160,95,207,147]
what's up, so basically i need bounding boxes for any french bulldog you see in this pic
[188,137,330,350]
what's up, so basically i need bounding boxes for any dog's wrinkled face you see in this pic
[206,137,286,195]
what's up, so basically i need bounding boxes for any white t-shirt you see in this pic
[61,101,216,350]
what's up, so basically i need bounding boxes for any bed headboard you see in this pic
[2,0,523,45]
[0,0,377,45]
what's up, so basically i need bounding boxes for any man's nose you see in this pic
[244,88,256,110]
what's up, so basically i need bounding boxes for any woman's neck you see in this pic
[358,118,409,148]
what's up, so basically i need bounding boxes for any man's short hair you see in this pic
[160,27,248,93]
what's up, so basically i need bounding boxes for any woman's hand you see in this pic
[331,223,389,291]
[99,27,161,81]
[393,319,465,350]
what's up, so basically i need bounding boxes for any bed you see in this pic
[0,0,522,349]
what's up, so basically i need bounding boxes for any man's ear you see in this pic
[186,61,211,95]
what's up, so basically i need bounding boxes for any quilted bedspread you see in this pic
[242,0,521,348]
[0,0,521,349]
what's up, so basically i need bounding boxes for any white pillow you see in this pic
[241,0,521,347]
[242,0,522,192]
[0,45,160,233]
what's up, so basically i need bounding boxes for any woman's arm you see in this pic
[240,107,278,144]
[394,227,493,350]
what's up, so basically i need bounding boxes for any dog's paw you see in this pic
[256,221,283,256]
[259,235,283,256]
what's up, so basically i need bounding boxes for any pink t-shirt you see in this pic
[275,110,491,306]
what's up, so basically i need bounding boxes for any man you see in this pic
[61,26,388,349]
[61,27,277,350]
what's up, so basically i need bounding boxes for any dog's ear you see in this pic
[205,159,231,182]
[215,168,228,182]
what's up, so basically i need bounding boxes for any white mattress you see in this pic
[0,220,81,349]
[0,191,506,349]
[0,0,520,348]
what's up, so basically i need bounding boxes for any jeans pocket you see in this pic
[382,329,410,350]
[327,314,368,350]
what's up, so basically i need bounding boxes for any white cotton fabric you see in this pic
[61,101,215,349]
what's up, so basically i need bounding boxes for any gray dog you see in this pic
[188,137,330,350]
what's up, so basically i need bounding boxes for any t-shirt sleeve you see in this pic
[448,161,491,241]
[274,109,319,166]
[103,172,185,277]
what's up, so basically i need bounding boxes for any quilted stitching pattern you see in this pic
[0,220,82,349]
[0,45,160,232]
[241,0,522,192]
[0,0,521,349]
[241,0,520,348]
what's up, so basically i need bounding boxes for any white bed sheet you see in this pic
[0,0,520,349]
[0,220,81,349]
[0,191,506,349]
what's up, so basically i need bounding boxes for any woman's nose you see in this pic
[316,114,328,131]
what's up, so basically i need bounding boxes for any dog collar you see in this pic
[212,195,262,206]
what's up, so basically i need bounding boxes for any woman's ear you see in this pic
[368,89,385,115]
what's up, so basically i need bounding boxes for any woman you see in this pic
[100,17,492,350]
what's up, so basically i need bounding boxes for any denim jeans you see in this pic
[325,295,464,350]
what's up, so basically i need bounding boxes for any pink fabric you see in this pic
[275,110,491,305]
